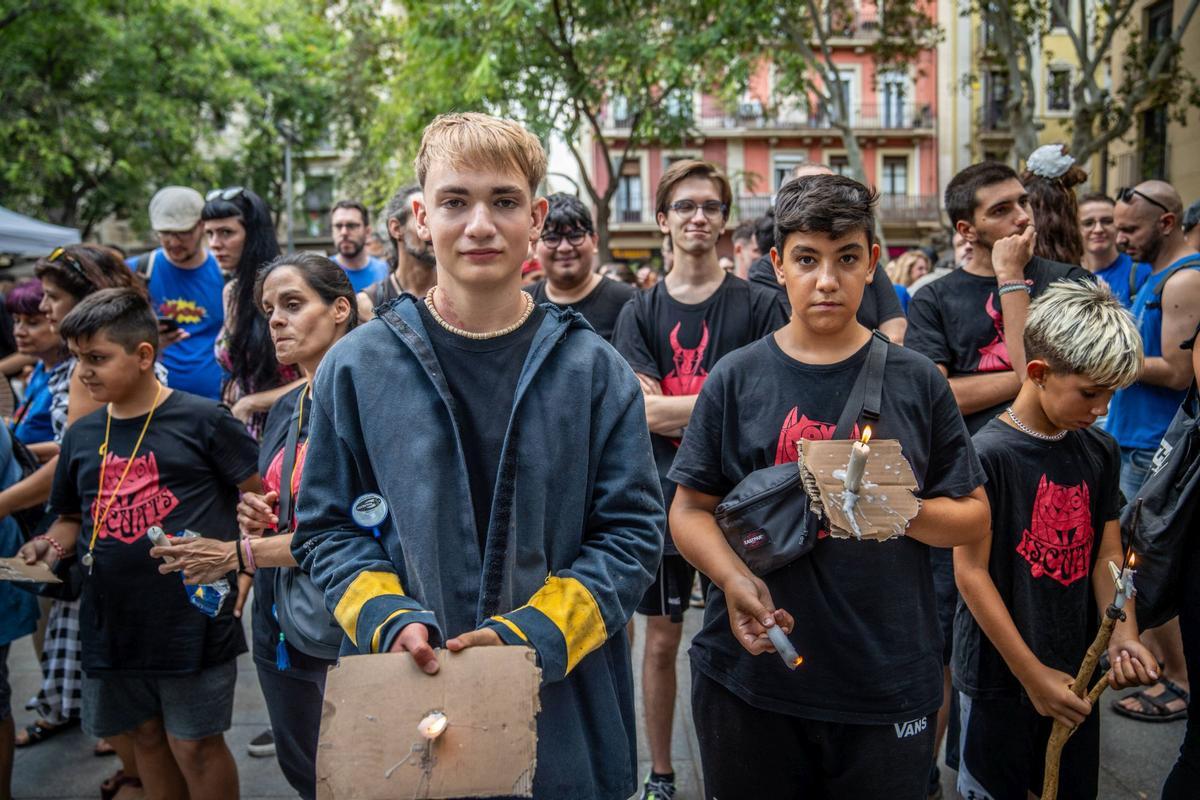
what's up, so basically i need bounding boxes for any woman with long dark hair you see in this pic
[152,252,356,800]
[202,187,302,439]
[1021,144,1089,266]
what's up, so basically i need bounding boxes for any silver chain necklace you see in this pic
[1006,407,1068,441]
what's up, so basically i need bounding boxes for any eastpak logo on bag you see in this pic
[741,529,770,550]
[1150,439,1174,477]
[894,717,928,739]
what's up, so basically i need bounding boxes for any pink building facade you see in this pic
[587,11,942,263]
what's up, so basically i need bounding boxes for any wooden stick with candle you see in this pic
[1041,501,1142,800]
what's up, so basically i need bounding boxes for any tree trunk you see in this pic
[595,196,613,264]
[839,125,890,257]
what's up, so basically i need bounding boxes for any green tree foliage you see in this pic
[0,0,363,238]
[350,0,744,261]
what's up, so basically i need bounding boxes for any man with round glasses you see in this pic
[529,193,635,341]
[127,186,225,400]
[612,159,787,800]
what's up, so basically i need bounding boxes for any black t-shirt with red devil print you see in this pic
[612,273,787,553]
[906,256,1091,434]
[953,419,1122,700]
[50,391,259,676]
[668,334,984,723]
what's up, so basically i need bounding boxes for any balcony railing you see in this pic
[1114,146,1171,186]
[693,102,934,132]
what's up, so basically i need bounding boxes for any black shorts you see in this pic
[957,692,1099,800]
[636,553,695,622]
[692,671,935,799]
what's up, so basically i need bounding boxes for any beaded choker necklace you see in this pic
[423,286,534,340]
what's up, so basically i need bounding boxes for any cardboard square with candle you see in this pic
[798,428,921,542]
[315,646,541,799]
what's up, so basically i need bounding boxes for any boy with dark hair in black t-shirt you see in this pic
[953,279,1157,800]
[20,288,260,800]
[669,174,989,798]
[612,158,787,800]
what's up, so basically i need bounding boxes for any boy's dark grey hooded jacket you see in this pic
[293,295,665,799]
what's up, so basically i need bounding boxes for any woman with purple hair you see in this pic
[6,279,66,450]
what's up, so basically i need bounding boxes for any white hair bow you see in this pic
[1026,144,1075,179]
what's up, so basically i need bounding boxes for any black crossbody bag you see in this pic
[714,332,888,576]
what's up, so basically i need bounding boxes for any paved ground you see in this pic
[8,611,1187,799]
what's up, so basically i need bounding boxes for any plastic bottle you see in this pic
[147,526,230,618]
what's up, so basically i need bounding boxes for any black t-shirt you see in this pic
[611,273,788,552]
[528,277,636,341]
[906,256,1092,434]
[418,302,546,549]
[251,384,332,674]
[746,254,905,328]
[667,336,985,723]
[49,391,258,675]
[953,419,1122,700]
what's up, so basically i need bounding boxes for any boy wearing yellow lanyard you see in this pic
[21,287,261,800]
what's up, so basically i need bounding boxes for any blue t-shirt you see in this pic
[332,255,389,292]
[1108,255,1200,450]
[11,360,56,445]
[893,283,910,314]
[1093,252,1149,309]
[137,249,226,400]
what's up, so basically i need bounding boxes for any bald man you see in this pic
[1109,182,1200,726]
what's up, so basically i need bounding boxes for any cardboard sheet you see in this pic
[799,439,920,542]
[0,557,61,584]
[316,646,540,799]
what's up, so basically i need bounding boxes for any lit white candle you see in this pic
[417,711,448,740]
[766,624,804,671]
[842,427,873,494]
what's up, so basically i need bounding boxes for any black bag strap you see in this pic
[1148,255,1200,309]
[277,388,307,533]
[832,331,889,440]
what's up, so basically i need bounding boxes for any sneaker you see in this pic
[247,729,275,758]
[641,773,676,800]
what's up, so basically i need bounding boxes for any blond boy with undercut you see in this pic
[954,279,1158,800]
[292,113,664,800]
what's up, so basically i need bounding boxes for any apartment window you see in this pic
[1146,1,1173,47]
[663,91,692,123]
[1047,68,1071,111]
[773,156,809,191]
[984,70,1009,130]
[611,95,631,127]
[829,155,852,176]
[881,156,908,195]
[614,159,642,223]
[1140,106,1169,180]
[879,71,909,127]
[302,174,334,237]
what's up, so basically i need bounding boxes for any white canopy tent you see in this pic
[0,205,81,256]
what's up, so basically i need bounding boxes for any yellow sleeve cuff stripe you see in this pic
[528,575,608,673]
[333,570,405,647]
[489,615,529,643]
[370,608,412,653]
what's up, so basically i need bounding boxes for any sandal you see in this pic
[1111,678,1190,722]
[100,770,143,800]
[13,717,80,747]
[94,738,117,757]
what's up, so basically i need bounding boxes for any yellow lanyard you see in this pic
[86,382,164,562]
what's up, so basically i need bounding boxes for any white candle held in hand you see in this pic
[843,427,873,494]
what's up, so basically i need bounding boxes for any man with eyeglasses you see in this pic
[328,200,389,292]
[612,159,787,800]
[127,186,225,400]
[1078,192,1149,308]
[528,193,635,341]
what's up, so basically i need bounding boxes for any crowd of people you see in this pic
[0,114,1199,800]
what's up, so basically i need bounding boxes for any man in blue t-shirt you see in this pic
[1078,192,1148,308]
[129,186,226,400]
[328,200,389,292]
